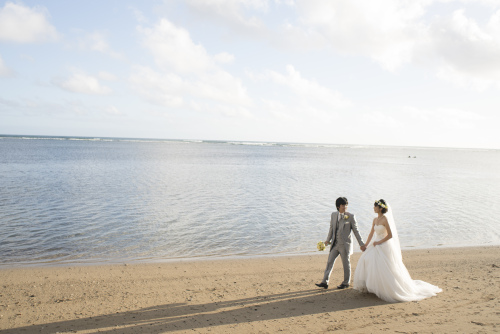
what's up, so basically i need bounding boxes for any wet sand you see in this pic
[0,246,498,333]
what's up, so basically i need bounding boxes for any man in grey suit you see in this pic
[316,197,366,289]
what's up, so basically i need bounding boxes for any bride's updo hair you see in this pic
[374,199,388,214]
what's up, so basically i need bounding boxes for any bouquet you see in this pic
[317,241,326,251]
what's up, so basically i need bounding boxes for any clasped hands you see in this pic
[325,241,368,252]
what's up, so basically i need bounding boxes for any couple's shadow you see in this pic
[2,287,386,333]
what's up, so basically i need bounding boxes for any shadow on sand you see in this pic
[2,287,386,333]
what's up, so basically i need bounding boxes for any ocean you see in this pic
[1,135,499,267]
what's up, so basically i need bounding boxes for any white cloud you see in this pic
[129,65,251,111]
[129,66,185,108]
[427,9,500,89]
[185,0,426,66]
[256,65,351,109]
[294,0,429,71]
[275,0,295,6]
[184,0,304,50]
[194,71,250,105]
[287,1,500,88]
[214,52,235,64]
[129,6,148,23]
[185,0,268,32]
[133,18,251,114]
[76,32,123,59]
[138,19,214,73]
[275,22,327,51]
[260,99,297,122]
[52,72,113,95]
[246,65,351,127]
[0,2,58,43]
[436,64,499,90]
[0,54,14,77]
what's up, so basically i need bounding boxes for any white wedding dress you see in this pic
[353,223,442,303]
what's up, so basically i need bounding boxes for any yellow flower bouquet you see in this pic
[317,241,326,251]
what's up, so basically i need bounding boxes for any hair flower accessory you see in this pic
[317,241,326,251]
[376,201,388,209]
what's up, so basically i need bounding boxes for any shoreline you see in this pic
[1,246,499,333]
[1,244,498,270]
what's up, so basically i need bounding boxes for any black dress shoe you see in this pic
[337,284,350,289]
[315,282,328,289]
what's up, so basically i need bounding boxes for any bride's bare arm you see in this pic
[373,217,392,246]
[364,219,376,246]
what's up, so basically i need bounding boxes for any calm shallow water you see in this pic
[1,135,499,267]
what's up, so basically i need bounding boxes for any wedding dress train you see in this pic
[353,224,442,302]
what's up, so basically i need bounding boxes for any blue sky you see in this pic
[1,0,499,149]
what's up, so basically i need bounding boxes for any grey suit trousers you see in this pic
[321,244,351,285]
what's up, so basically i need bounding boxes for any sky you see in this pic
[1,0,500,149]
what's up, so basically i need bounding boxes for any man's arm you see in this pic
[325,213,335,245]
[351,215,366,250]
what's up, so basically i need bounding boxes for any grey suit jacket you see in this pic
[326,211,365,255]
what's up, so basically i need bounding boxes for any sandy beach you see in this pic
[0,246,498,333]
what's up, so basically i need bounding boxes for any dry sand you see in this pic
[0,246,498,333]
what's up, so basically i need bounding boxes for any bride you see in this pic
[353,199,442,302]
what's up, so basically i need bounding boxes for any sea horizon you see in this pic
[1,133,497,151]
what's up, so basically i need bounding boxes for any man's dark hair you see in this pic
[335,197,348,210]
